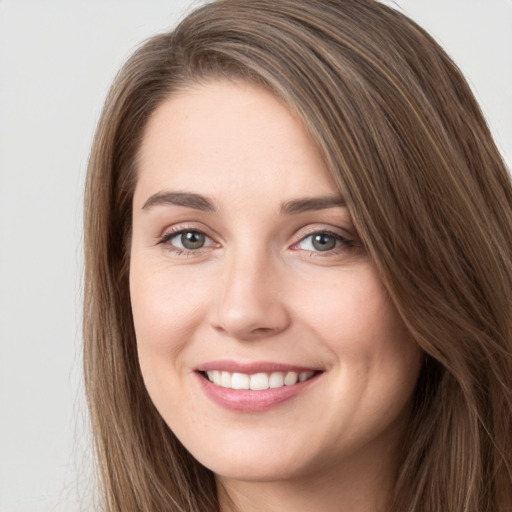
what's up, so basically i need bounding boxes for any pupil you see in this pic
[312,233,336,251]
[181,231,205,249]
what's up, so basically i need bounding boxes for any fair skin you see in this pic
[129,80,423,512]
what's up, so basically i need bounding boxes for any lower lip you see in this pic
[196,372,320,412]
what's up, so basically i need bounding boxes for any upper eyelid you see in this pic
[157,222,216,240]
[299,231,347,241]
[292,231,349,250]
[293,223,354,241]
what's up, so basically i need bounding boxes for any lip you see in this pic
[196,359,321,374]
[194,360,322,412]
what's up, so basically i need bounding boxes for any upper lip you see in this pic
[196,360,322,374]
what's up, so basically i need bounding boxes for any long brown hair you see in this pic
[84,1,512,510]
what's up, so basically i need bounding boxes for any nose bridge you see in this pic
[212,241,289,339]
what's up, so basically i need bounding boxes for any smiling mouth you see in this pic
[201,370,319,390]
[196,364,323,412]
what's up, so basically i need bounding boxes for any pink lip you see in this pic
[196,360,320,374]
[194,360,322,413]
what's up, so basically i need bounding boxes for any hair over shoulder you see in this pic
[84,1,512,510]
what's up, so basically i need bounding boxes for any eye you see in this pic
[175,230,207,250]
[158,228,216,253]
[295,231,348,252]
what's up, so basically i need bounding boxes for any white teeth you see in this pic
[299,371,314,382]
[220,371,232,388]
[284,371,298,386]
[231,372,250,390]
[250,373,268,390]
[269,372,284,388]
[205,370,315,389]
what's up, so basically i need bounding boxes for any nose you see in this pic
[210,249,291,340]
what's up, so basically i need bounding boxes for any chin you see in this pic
[185,433,328,483]
[206,456,308,483]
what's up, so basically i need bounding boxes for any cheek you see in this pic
[293,266,406,352]
[292,265,421,400]
[129,257,210,381]
[306,269,422,441]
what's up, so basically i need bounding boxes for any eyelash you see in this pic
[292,230,356,256]
[156,226,357,258]
[156,227,217,256]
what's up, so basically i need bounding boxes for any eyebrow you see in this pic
[142,191,217,211]
[141,191,346,214]
[280,195,346,215]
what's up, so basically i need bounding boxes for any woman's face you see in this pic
[130,80,422,483]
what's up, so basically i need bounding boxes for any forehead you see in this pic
[134,80,339,209]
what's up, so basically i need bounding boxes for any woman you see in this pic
[83,0,512,510]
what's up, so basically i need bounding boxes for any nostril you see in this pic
[212,320,288,340]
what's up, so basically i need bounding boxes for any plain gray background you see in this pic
[0,1,510,511]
